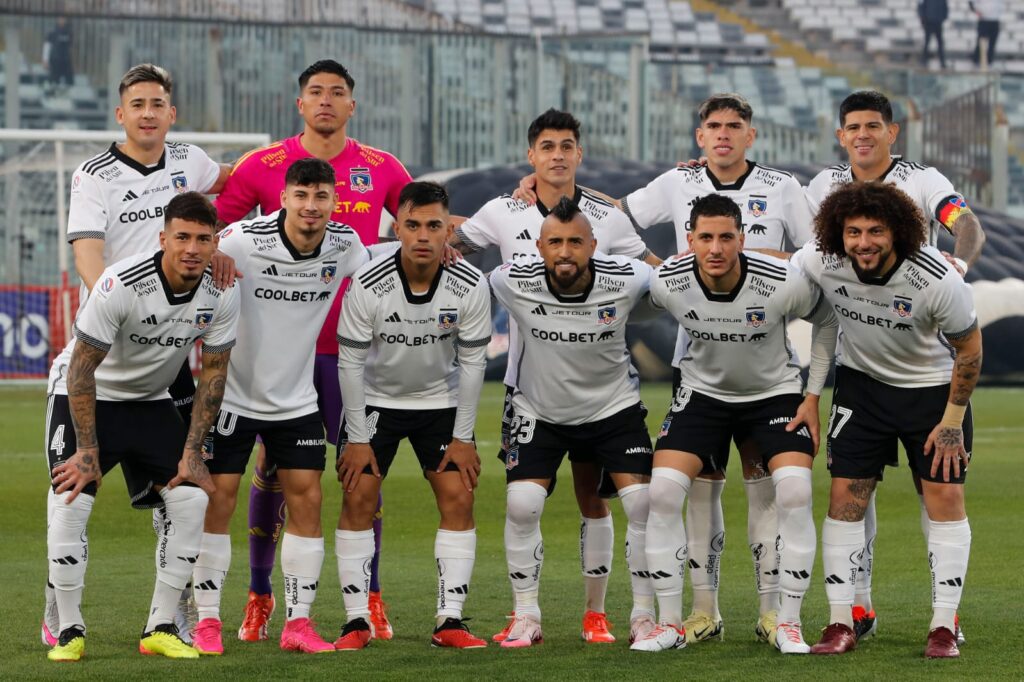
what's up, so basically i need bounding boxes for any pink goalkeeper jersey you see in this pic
[215,134,412,353]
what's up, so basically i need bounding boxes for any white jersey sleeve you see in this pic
[454,198,508,252]
[201,284,240,353]
[591,198,650,259]
[337,278,375,443]
[781,175,815,248]
[191,144,222,193]
[452,278,492,440]
[931,268,978,339]
[67,170,111,242]
[917,166,961,235]
[72,272,132,350]
[621,168,676,230]
[804,168,839,215]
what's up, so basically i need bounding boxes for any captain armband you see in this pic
[936,196,973,233]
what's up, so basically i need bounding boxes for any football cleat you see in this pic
[334,617,373,651]
[139,623,199,659]
[682,611,724,644]
[629,623,687,652]
[925,626,960,659]
[851,605,877,640]
[174,585,197,646]
[431,617,487,648]
[755,610,778,644]
[368,591,393,640]
[492,612,515,642]
[41,594,59,647]
[810,623,857,655]
[500,614,543,649]
[47,626,85,662]
[955,614,965,646]
[581,610,615,643]
[279,617,335,654]
[238,591,275,642]
[775,621,810,654]
[192,618,224,655]
[629,615,657,645]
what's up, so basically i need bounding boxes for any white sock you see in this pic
[686,477,724,619]
[44,487,57,618]
[336,529,374,622]
[646,467,690,627]
[773,467,815,625]
[928,518,971,631]
[147,486,208,632]
[855,491,876,612]
[745,476,779,615]
[619,484,654,621]
[821,517,864,627]
[281,533,324,622]
[436,528,477,620]
[48,491,94,633]
[194,532,231,621]
[505,482,547,620]
[580,515,613,613]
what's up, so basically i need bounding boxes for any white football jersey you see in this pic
[805,158,963,248]
[47,251,239,401]
[456,186,650,386]
[650,252,823,401]
[217,210,369,420]
[489,253,653,425]
[337,253,492,441]
[792,242,977,388]
[621,163,814,252]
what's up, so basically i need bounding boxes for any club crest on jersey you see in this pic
[99,277,114,293]
[893,296,913,318]
[745,307,767,327]
[438,309,459,330]
[172,175,189,194]
[194,310,214,330]
[597,306,616,325]
[748,197,768,217]
[219,227,233,238]
[349,168,373,194]
[321,264,337,284]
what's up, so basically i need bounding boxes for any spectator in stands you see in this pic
[969,0,1002,68]
[919,0,948,69]
[43,17,73,90]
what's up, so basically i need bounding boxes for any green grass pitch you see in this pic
[2,383,1022,680]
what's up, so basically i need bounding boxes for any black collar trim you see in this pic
[109,142,166,176]
[693,252,747,302]
[394,250,444,304]
[276,210,324,261]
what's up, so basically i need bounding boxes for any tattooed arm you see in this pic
[950,212,985,267]
[167,348,231,494]
[53,341,108,502]
[925,326,983,482]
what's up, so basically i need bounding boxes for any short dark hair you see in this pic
[839,90,893,126]
[298,59,355,91]
[689,194,743,232]
[548,196,583,224]
[398,181,449,212]
[164,192,217,229]
[814,182,925,260]
[527,108,581,146]
[119,63,172,97]
[698,93,753,123]
[284,158,336,187]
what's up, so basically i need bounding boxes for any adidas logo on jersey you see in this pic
[385,311,402,323]
[531,304,548,315]
[263,265,280,276]
[834,286,849,297]
[122,189,139,202]
[515,229,531,240]
[141,314,158,325]
[684,310,700,321]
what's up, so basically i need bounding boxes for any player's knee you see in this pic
[341,490,378,527]
[922,483,966,520]
[648,469,690,516]
[575,492,608,518]
[618,483,650,526]
[772,466,812,511]
[506,481,547,528]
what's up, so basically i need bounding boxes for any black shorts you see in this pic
[655,381,815,474]
[826,366,973,483]
[505,402,653,484]
[499,384,515,455]
[169,359,195,418]
[338,406,461,478]
[45,394,186,508]
[207,410,326,475]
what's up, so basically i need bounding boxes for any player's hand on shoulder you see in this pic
[940,250,967,277]
[211,250,241,289]
[52,447,103,503]
[924,423,968,482]
[512,173,539,205]
[439,438,481,491]
[338,442,380,492]
[676,156,707,169]
[168,449,216,495]
[442,242,464,266]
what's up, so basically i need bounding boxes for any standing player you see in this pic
[42,62,231,647]
[805,90,985,641]
[488,198,656,649]
[45,193,239,662]
[794,182,980,659]
[214,59,411,642]
[190,159,372,655]
[634,194,836,653]
[334,182,491,650]
[451,108,661,644]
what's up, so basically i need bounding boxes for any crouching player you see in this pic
[334,182,492,649]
